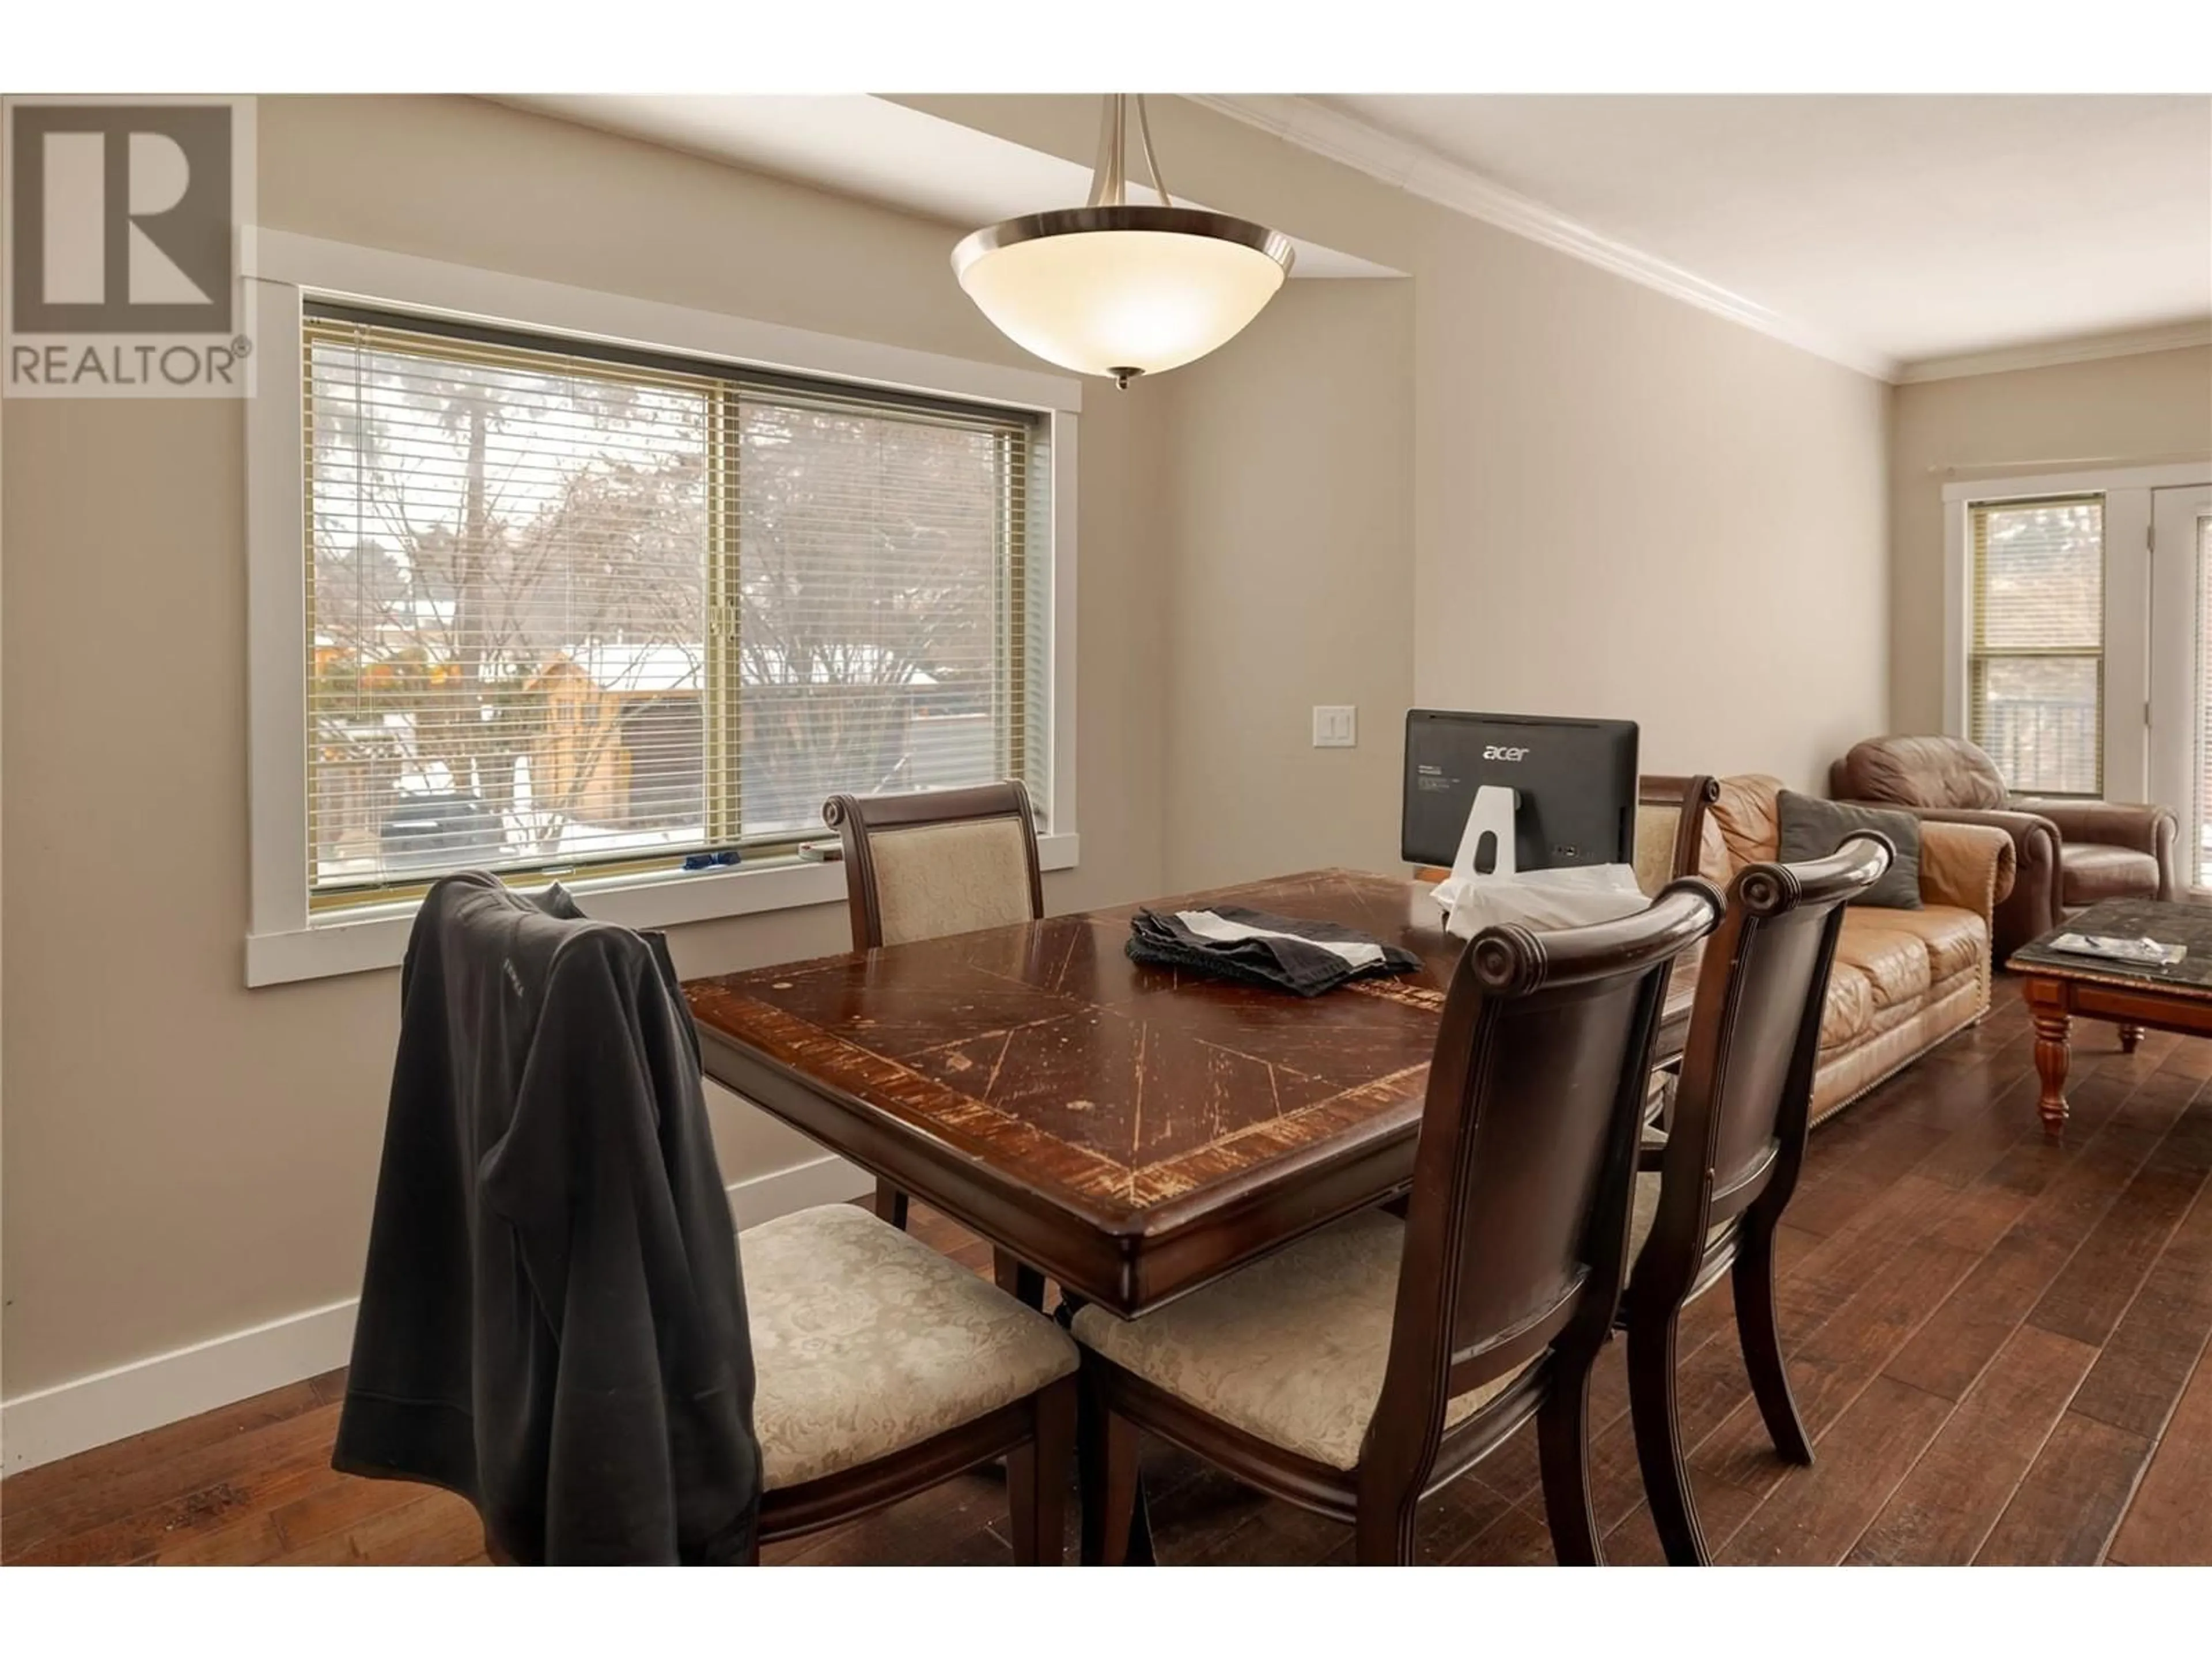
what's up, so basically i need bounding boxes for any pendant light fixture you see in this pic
[952,94,1295,389]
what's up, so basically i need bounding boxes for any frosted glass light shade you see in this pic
[953,206,1294,382]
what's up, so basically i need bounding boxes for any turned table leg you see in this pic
[2119,1024,2146,1054]
[2032,1008,2071,1132]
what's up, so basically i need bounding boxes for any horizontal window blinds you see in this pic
[734,386,1038,842]
[1968,495,2104,798]
[303,307,1046,909]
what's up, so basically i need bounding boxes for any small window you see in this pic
[303,306,1048,910]
[1967,494,2104,798]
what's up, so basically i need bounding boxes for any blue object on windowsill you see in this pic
[681,849,743,872]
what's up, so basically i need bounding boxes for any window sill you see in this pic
[244,832,1081,988]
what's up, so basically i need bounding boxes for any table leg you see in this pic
[873,1180,909,1230]
[994,1249,1046,1310]
[2032,1008,2071,1132]
[2119,1024,2146,1054]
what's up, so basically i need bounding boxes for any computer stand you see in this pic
[1445,783,1520,883]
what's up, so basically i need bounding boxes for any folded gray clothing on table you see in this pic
[1125,905,1421,996]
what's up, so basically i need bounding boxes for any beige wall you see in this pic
[1153,279,1416,889]
[1888,346,2212,734]
[1407,212,1889,786]
[0,96,1171,1399]
[902,96,1893,796]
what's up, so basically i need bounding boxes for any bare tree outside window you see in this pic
[303,312,1042,906]
[737,399,1008,836]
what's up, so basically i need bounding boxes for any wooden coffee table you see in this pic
[2012,897,2212,1132]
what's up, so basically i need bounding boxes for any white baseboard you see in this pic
[0,1297,360,1479]
[724,1149,876,1232]
[0,1152,872,1477]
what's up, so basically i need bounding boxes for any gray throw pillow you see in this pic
[1775,790,1919,909]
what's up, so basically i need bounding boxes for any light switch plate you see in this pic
[1312,705,1357,748]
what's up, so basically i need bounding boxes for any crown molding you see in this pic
[1188,93,1902,384]
[1894,319,2212,385]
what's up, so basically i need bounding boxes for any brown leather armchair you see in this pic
[1829,735,2179,961]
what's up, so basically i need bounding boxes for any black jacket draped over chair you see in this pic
[332,873,761,1565]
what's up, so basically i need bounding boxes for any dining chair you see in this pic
[741,1203,1077,1563]
[823,782,1044,1245]
[478,1203,1080,1566]
[1070,878,1725,1566]
[1622,831,1892,1566]
[1633,773,1722,1131]
[1632,774,1722,896]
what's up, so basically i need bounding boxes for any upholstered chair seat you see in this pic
[742,1205,1077,1490]
[1071,1210,1532,1471]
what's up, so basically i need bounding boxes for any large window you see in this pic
[303,306,1048,908]
[1967,494,2104,798]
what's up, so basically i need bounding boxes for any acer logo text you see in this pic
[1481,745,1530,762]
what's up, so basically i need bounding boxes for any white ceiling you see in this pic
[498,95,1398,279]
[502,93,2210,379]
[1306,94,2212,373]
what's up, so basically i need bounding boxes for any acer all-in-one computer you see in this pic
[1400,710,1639,874]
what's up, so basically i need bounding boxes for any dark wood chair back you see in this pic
[822,781,1044,952]
[1637,832,1891,1304]
[1370,878,1724,1464]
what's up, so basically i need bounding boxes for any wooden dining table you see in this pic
[684,868,1695,1321]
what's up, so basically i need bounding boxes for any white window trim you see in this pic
[1941,461,2212,802]
[244,230,1082,988]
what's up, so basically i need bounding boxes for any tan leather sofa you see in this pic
[1830,735,2178,961]
[1696,775,2017,1126]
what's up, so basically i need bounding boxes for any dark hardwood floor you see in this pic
[6,980,2211,1567]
